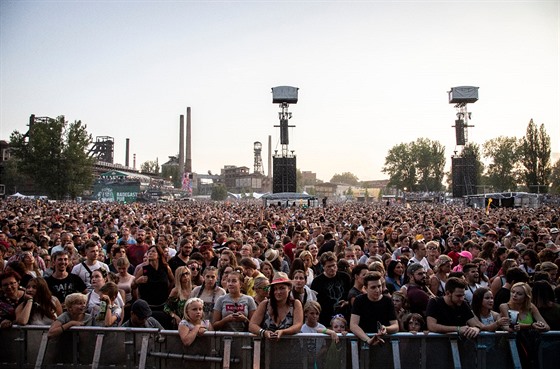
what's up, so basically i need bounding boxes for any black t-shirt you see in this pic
[426,296,474,326]
[311,271,351,326]
[168,255,187,274]
[46,273,87,304]
[351,294,396,333]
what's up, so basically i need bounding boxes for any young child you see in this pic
[179,297,212,346]
[301,301,338,342]
[96,282,121,327]
[330,314,348,335]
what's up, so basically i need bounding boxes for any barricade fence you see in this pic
[1,326,559,369]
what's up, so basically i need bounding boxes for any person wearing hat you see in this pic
[249,271,303,340]
[447,237,463,267]
[122,299,163,329]
[452,251,472,273]
[429,255,453,297]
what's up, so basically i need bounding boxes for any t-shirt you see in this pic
[301,322,326,333]
[213,294,256,332]
[426,296,474,327]
[46,273,87,305]
[70,261,110,291]
[406,284,430,316]
[352,294,396,333]
[311,272,351,326]
[56,311,94,327]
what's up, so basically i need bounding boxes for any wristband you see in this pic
[322,328,328,334]
[259,328,265,337]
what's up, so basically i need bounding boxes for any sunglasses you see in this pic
[189,266,200,271]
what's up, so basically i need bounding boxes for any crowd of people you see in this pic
[0,198,559,366]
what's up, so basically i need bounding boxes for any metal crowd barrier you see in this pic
[1,326,559,369]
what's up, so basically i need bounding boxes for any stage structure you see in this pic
[271,86,298,193]
[448,86,478,198]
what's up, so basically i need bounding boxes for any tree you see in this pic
[383,138,445,191]
[483,136,520,191]
[462,143,485,189]
[9,116,94,199]
[141,160,160,175]
[161,164,180,188]
[330,172,359,186]
[549,159,560,194]
[520,119,551,193]
[211,183,228,201]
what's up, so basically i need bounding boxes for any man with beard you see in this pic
[405,263,433,316]
[463,263,481,304]
[126,229,149,268]
[311,252,351,326]
[168,239,193,273]
[46,251,87,307]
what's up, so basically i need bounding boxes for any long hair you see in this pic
[174,266,192,300]
[471,287,491,320]
[269,283,294,322]
[27,277,57,320]
[149,245,168,267]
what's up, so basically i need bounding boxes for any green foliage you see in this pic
[161,165,181,188]
[520,119,551,193]
[483,136,520,191]
[383,138,445,191]
[9,117,94,199]
[141,160,160,175]
[550,159,560,194]
[211,183,228,201]
[330,172,359,186]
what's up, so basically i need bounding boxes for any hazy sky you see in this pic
[1,1,558,182]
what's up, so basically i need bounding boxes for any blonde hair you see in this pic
[303,300,321,314]
[510,282,532,312]
[183,297,204,322]
[175,266,192,300]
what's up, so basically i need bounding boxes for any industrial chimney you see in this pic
[179,115,185,179]
[186,107,192,173]
[125,138,130,167]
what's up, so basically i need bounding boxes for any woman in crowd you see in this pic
[348,264,368,306]
[290,269,317,306]
[253,276,270,306]
[531,281,560,330]
[187,259,204,287]
[21,251,42,278]
[164,266,193,326]
[298,251,315,286]
[109,244,134,274]
[115,257,135,320]
[190,266,225,322]
[392,291,409,331]
[499,282,550,332]
[306,244,321,276]
[4,261,33,288]
[490,258,518,297]
[15,276,62,325]
[519,249,539,278]
[0,271,25,328]
[134,245,174,312]
[249,272,303,340]
[213,270,256,332]
[385,260,405,293]
[87,268,124,324]
[260,260,274,283]
[48,293,93,338]
[218,250,237,284]
[425,240,441,270]
[429,255,452,297]
[471,287,508,331]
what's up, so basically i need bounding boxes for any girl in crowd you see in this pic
[402,313,426,333]
[290,269,317,306]
[253,276,270,306]
[179,297,212,347]
[48,293,93,338]
[213,271,256,332]
[471,287,508,331]
[330,314,348,335]
[134,245,174,312]
[190,266,226,322]
[385,260,405,293]
[249,272,303,340]
[306,244,321,276]
[165,266,193,326]
[300,301,339,342]
[429,255,452,297]
[87,269,124,325]
[15,277,62,325]
[298,251,315,286]
[115,257,135,321]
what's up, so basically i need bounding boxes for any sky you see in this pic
[1,0,559,183]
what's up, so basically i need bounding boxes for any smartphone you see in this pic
[508,310,519,327]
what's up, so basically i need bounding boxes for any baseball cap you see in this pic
[131,299,152,319]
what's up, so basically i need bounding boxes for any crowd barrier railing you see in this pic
[1,326,559,369]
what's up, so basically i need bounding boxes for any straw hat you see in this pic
[269,272,291,286]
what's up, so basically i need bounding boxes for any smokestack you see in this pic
[125,138,130,167]
[268,135,272,178]
[179,115,185,178]
[133,153,136,170]
[186,107,192,173]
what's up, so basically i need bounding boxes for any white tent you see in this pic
[8,192,29,198]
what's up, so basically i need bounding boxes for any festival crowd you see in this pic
[0,198,559,367]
